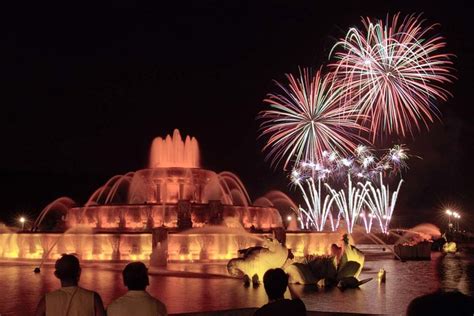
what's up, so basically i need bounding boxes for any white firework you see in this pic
[294,177,336,231]
[325,174,370,234]
[364,173,404,233]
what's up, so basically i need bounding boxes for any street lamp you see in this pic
[19,217,26,231]
[453,212,461,231]
[446,209,453,230]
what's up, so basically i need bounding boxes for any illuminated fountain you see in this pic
[0,130,344,263]
[30,129,285,233]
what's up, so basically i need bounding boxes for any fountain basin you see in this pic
[0,231,344,262]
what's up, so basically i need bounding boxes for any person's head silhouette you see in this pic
[407,290,474,315]
[123,262,149,291]
[263,268,288,301]
[54,254,81,286]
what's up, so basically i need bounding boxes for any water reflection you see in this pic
[436,251,472,295]
[0,250,473,315]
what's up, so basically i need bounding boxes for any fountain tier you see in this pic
[32,130,284,232]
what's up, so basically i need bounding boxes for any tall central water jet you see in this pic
[149,129,200,168]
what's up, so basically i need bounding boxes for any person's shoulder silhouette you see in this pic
[254,268,306,316]
[407,290,474,316]
[107,261,167,316]
[35,254,105,316]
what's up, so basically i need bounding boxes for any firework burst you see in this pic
[259,68,365,170]
[330,13,454,140]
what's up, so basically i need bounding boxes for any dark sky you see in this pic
[1,1,473,229]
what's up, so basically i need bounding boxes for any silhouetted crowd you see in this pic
[34,254,474,316]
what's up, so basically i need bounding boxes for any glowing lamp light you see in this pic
[446,210,453,216]
[287,216,292,222]
[19,216,26,230]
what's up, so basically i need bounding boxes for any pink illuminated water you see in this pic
[28,129,288,234]
[149,129,200,168]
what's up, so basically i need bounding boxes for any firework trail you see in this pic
[364,173,404,233]
[325,174,369,234]
[359,211,376,233]
[293,176,336,231]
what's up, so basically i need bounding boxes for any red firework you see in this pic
[259,68,365,170]
[330,13,455,140]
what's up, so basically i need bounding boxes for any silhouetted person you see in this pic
[254,268,306,316]
[406,290,474,316]
[34,254,105,316]
[107,262,167,316]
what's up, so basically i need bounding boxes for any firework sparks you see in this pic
[359,211,376,233]
[292,144,409,183]
[291,144,409,233]
[330,13,454,140]
[364,173,404,233]
[259,68,365,170]
[293,177,336,231]
[383,144,410,173]
[325,174,369,234]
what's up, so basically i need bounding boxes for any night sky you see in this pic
[1,1,473,230]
